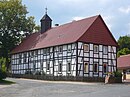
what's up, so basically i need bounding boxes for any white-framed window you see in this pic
[30,51,34,56]
[94,45,98,53]
[67,45,71,52]
[47,48,50,54]
[59,46,63,53]
[84,44,89,52]
[58,63,62,72]
[43,48,50,54]
[47,63,50,71]
[103,46,108,54]
[67,62,71,73]
[35,50,38,56]
[93,63,98,73]
[19,54,22,58]
[43,49,47,54]
[23,53,27,63]
[103,63,107,73]
[19,54,22,64]
[84,63,88,73]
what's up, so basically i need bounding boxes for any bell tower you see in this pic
[40,8,52,33]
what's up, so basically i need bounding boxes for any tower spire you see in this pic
[45,7,47,14]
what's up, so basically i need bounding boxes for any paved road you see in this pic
[0,78,130,97]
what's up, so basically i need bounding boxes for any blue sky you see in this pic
[22,0,130,40]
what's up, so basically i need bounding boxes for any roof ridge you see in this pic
[52,15,99,29]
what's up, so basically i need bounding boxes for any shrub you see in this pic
[41,70,46,76]
[25,70,32,74]
[0,57,6,72]
[33,71,41,75]
[114,71,122,77]
[0,69,7,80]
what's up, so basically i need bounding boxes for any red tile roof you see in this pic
[11,15,118,54]
[118,54,130,69]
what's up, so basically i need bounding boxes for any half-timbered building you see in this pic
[10,13,118,79]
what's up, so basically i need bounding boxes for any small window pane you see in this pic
[84,44,89,52]
[59,46,63,53]
[23,53,27,63]
[93,63,98,73]
[84,63,88,73]
[47,48,50,53]
[35,50,38,55]
[58,63,62,72]
[30,51,34,56]
[43,49,47,54]
[19,54,22,64]
[103,46,108,54]
[68,45,71,52]
[103,63,107,73]
[67,63,71,72]
[94,45,98,53]
[47,63,50,70]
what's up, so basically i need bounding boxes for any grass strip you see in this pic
[0,79,15,85]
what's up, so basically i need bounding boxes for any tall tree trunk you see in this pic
[6,56,9,72]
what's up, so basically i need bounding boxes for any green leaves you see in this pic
[117,48,130,57]
[0,0,40,70]
[117,35,130,57]
[0,57,6,72]
[118,35,130,50]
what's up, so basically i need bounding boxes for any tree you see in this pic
[117,35,130,57]
[118,35,130,50]
[0,0,39,71]
[0,57,6,80]
[117,48,130,57]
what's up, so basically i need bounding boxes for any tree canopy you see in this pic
[0,0,39,70]
[117,35,130,57]
[118,35,130,50]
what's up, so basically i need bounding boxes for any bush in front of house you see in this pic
[114,71,122,77]
[34,71,41,75]
[0,69,7,80]
[25,70,32,74]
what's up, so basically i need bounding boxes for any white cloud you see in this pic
[119,6,130,14]
[98,0,111,4]
[72,16,85,21]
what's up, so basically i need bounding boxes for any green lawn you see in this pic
[0,79,15,85]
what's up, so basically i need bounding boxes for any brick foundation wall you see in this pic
[8,74,105,82]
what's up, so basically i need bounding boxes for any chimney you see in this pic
[55,24,59,27]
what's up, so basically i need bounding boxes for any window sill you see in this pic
[84,72,89,73]
[84,51,89,53]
